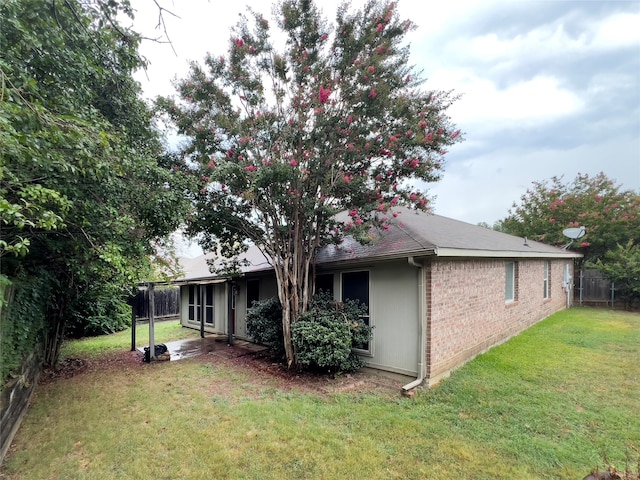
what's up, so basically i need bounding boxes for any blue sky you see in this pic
[129,0,640,227]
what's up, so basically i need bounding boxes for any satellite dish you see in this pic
[562,226,586,240]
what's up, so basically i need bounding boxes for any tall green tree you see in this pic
[498,172,640,264]
[588,240,640,309]
[1,0,193,366]
[158,0,461,367]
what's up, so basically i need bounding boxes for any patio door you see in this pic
[187,284,214,327]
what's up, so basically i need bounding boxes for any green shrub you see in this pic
[292,291,373,373]
[0,272,50,384]
[245,296,285,359]
[65,293,131,338]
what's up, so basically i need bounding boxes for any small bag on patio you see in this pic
[143,343,168,362]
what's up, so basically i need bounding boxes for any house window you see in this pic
[247,279,260,309]
[505,261,519,303]
[543,261,550,299]
[188,285,214,326]
[188,285,201,323]
[205,284,214,325]
[315,273,334,297]
[341,271,370,352]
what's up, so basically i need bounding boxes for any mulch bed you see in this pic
[38,348,405,396]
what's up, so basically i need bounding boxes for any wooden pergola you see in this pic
[131,280,235,361]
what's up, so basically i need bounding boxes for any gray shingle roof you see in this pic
[176,207,580,281]
[316,207,580,265]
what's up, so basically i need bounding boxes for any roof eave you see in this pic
[434,247,583,259]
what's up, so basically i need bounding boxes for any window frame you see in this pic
[340,270,372,355]
[505,261,519,303]
[187,284,214,326]
[543,260,550,299]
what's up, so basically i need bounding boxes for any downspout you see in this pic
[403,257,427,392]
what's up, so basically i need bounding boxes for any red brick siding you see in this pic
[426,258,571,383]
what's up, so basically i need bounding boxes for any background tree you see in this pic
[158,0,461,367]
[587,241,640,309]
[497,172,640,264]
[1,0,193,369]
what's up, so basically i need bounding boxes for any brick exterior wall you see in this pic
[425,257,571,384]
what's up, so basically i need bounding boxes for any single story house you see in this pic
[174,207,581,389]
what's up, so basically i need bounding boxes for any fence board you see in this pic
[578,269,614,306]
[132,287,180,319]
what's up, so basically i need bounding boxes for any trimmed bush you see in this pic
[292,292,373,373]
[245,297,285,359]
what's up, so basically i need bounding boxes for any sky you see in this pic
[127,0,640,227]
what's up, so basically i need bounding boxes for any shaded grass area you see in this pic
[59,318,200,359]
[2,308,639,479]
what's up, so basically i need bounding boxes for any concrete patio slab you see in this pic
[137,335,267,362]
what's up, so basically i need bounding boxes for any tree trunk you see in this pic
[43,314,65,367]
[273,250,313,368]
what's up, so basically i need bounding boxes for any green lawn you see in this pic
[1,308,638,479]
[59,318,200,359]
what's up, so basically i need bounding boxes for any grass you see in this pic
[59,318,200,358]
[1,308,639,479]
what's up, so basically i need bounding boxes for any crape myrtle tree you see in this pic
[498,172,640,264]
[1,0,193,366]
[158,0,461,367]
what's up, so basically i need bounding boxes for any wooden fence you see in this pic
[131,286,180,320]
[576,269,616,307]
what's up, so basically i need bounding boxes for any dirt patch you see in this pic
[40,348,406,397]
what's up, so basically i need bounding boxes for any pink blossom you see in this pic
[550,218,556,223]
[368,66,375,73]
[319,85,331,104]
[289,159,298,167]
[376,23,384,32]
[208,160,216,168]
[226,149,234,158]
[235,38,244,48]
[355,217,363,225]
[347,116,353,124]
[581,242,590,247]
[321,33,328,42]
[244,165,257,172]
[406,130,413,137]
[349,209,358,217]
[410,193,418,201]
[368,88,378,99]
[343,174,353,183]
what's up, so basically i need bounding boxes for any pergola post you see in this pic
[130,303,136,352]
[148,282,156,361]
[200,284,205,339]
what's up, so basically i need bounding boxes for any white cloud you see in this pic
[595,12,640,48]
[433,72,583,127]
